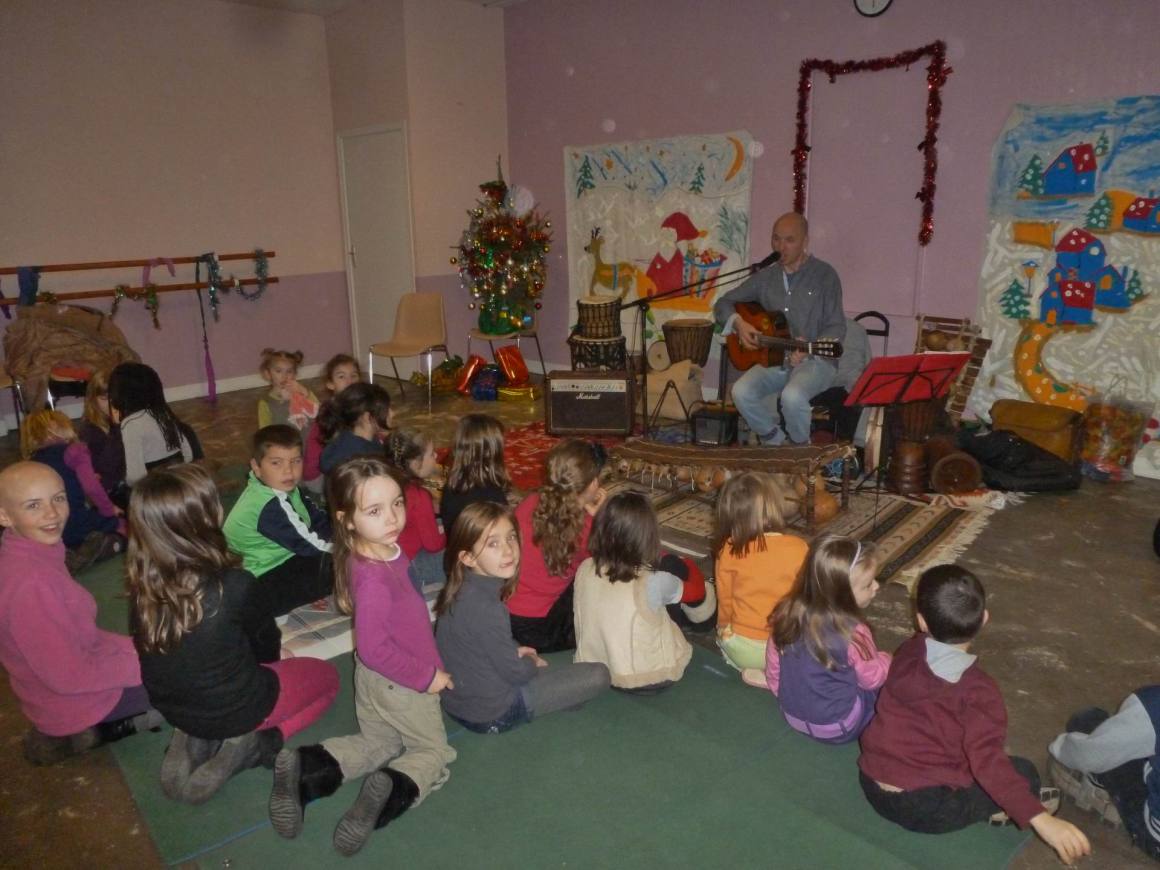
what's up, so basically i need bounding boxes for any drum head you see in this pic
[647,340,671,371]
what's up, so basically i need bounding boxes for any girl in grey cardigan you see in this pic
[434,501,608,733]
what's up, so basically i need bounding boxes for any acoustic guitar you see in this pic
[725,302,844,371]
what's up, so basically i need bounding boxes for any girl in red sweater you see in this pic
[386,428,445,597]
[506,440,605,652]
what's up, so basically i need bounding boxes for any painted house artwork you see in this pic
[1043,142,1097,196]
[1122,195,1160,234]
[1039,227,1132,325]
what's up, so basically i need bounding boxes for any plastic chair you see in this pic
[466,312,545,379]
[368,292,450,414]
[854,310,890,357]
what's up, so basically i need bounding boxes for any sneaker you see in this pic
[1047,754,1122,827]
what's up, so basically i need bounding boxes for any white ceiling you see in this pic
[216,0,526,16]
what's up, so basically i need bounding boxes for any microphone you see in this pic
[750,251,780,272]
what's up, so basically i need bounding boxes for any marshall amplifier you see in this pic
[545,370,634,436]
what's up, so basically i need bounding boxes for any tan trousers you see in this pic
[323,658,456,804]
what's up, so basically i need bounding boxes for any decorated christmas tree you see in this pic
[1085,192,1113,231]
[1127,268,1144,303]
[452,159,552,335]
[1095,131,1110,157]
[998,278,1031,319]
[1017,154,1045,197]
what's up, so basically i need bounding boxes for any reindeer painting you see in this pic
[584,227,644,298]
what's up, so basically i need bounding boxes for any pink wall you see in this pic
[503,0,1160,367]
[0,0,350,413]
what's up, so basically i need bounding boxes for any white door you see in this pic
[338,125,416,377]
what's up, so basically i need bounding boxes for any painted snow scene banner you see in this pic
[971,96,1160,478]
[563,131,753,343]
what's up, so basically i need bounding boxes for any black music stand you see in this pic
[844,352,970,497]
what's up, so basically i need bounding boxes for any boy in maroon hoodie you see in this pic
[858,565,1089,865]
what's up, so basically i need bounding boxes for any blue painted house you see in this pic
[1122,196,1160,234]
[1043,143,1097,196]
[1038,227,1127,324]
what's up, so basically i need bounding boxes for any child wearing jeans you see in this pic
[858,564,1090,865]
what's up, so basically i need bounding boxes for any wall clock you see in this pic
[854,0,893,17]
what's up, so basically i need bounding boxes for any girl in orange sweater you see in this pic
[713,472,808,676]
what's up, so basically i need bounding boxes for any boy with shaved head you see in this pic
[0,462,158,764]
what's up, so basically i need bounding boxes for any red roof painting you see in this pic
[1059,280,1095,308]
[1052,143,1096,173]
[1055,228,1100,253]
[1124,197,1160,219]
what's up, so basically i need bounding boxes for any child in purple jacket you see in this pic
[268,459,455,856]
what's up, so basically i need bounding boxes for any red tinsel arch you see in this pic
[793,41,952,246]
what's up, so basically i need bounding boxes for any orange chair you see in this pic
[367,293,450,414]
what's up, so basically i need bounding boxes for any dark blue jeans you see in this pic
[450,691,532,735]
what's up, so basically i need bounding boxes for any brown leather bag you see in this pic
[990,399,1082,462]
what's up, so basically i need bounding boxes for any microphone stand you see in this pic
[619,258,771,438]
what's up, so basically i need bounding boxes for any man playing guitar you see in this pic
[712,211,845,446]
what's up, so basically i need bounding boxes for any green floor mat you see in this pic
[106,645,1028,869]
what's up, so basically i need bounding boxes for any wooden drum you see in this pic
[926,434,982,495]
[661,318,714,366]
[576,294,623,339]
[569,334,627,371]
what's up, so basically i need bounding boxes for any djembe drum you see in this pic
[661,318,714,367]
[576,294,623,339]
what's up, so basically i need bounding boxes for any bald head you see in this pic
[0,461,69,545]
[770,212,809,272]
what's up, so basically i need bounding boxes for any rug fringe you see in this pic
[895,507,996,587]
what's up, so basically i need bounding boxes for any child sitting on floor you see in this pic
[303,353,361,491]
[858,564,1090,865]
[107,362,199,486]
[714,471,808,674]
[573,492,692,692]
[435,501,609,733]
[753,534,889,743]
[269,459,455,856]
[385,428,446,594]
[506,439,605,653]
[224,425,333,617]
[318,382,393,476]
[1048,685,1160,862]
[0,462,159,765]
[128,464,340,805]
[75,367,128,507]
[438,413,510,535]
[258,348,320,435]
[21,410,125,572]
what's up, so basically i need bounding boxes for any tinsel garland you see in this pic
[793,41,952,245]
[236,249,269,301]
[111,283,161,329]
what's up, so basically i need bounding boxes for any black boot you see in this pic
[332,768,419,857]
[269,744,344,839]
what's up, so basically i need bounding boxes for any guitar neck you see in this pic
[756,335,816,353]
